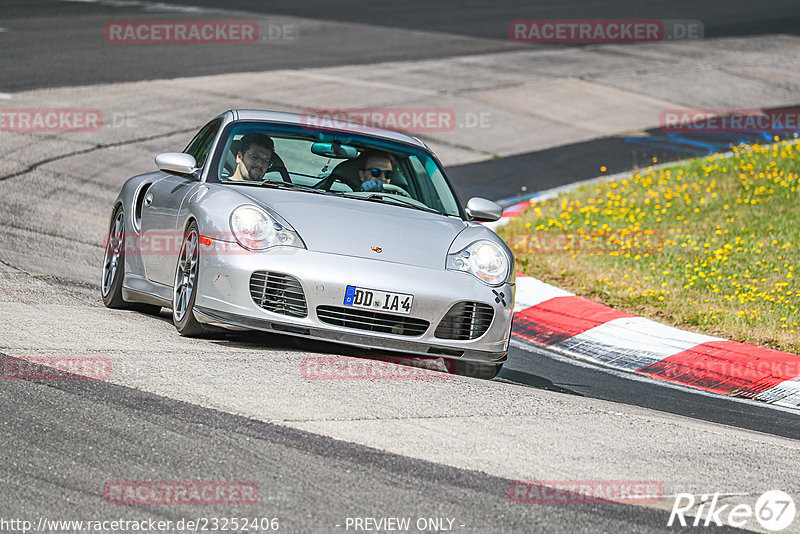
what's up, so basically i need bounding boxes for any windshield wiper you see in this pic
[336,192,442,214]
[258,181,329,194]
[224,180,327,194]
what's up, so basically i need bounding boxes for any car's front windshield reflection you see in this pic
[213,124,461,217]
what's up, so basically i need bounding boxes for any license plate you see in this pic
[343,285,413,315]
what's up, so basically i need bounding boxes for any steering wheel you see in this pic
[381,183,412,198]
[315,174,349,192]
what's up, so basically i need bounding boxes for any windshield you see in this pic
[208,121,463,218]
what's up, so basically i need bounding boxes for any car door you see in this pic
[140,119,221,286]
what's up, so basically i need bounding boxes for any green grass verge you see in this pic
[500,140,800,354]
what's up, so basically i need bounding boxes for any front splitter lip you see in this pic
[193,306,508,366]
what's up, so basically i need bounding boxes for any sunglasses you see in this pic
[244,152,271,165]
[363,168,393,179]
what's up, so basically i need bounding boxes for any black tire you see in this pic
[482,363,504,380]
[101,206,164,315]
[101,206,128,308]
[131,303,163,315]
[172,221,206,337]
[452,360,504,380]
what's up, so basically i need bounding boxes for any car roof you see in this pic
[230,109,428,149]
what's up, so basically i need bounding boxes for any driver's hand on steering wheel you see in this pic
[360,179,384,192]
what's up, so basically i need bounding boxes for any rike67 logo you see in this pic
[669,490,796,531]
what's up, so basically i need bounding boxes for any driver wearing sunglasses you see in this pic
[357,153,393,192]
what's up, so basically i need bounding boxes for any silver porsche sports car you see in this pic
[102,110,515,377]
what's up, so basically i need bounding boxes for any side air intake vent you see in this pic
[434,302,494,340]
[249,271,307,318]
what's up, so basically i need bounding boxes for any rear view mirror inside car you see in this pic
[311,141,358,159]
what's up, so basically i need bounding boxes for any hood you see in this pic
[238,188,468,269]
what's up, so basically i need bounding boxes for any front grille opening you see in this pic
[316,305,429,337]
[434,301,494,340]
[271,323,311,335]
[249,271,308,318]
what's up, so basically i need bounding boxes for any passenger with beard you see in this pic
[229,133,275,181]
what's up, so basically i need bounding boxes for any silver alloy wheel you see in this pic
[101,210,124,297]
[173,228,198,322]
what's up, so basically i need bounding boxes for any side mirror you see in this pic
[465,197,503,222]
[155,152,198,176]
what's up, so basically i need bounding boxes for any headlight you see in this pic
[229,205,303,251]
[447,240,510,286]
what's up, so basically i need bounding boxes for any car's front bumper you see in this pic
[193,243,514,365]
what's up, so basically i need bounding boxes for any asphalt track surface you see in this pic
[2,1,800,532]
[3,352,748,533]
[505,342,800,442]
[4,1,797,202]
[2,0,799,92]
[178,0,800,40]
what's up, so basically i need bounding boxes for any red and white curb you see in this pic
[511,273,800,409]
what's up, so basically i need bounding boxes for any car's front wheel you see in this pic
[172,221,206,337]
